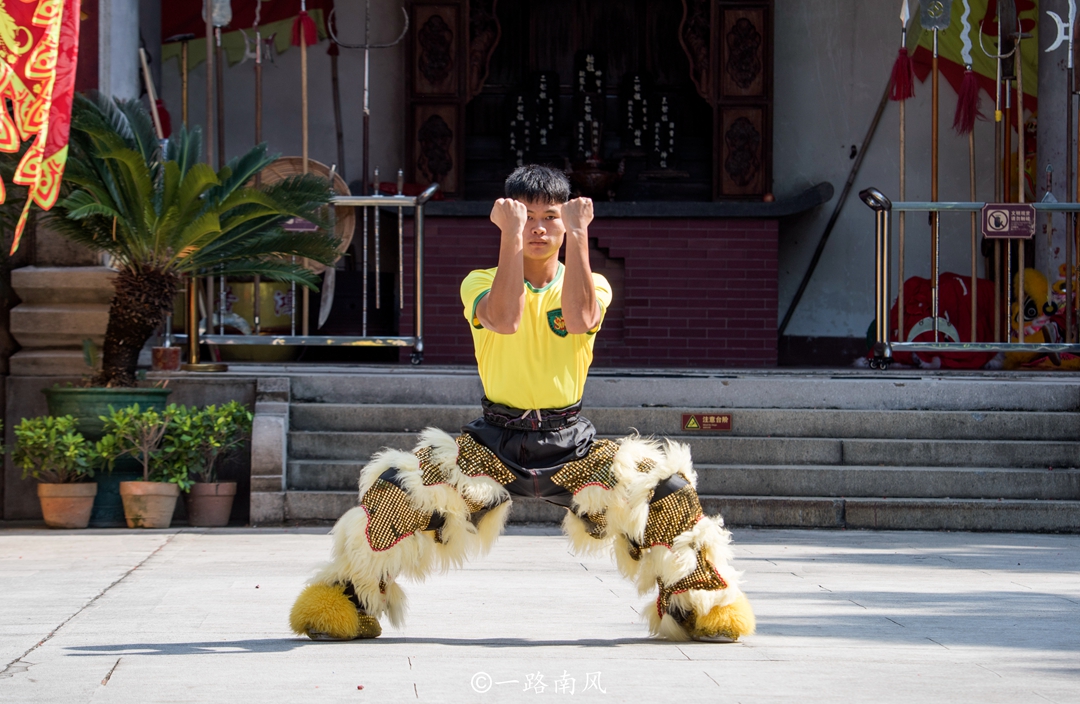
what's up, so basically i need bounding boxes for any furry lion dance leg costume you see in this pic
[290,429,755,642]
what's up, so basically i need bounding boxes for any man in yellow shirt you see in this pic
[290,166,755,644]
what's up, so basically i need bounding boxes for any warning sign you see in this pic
[981,203,1035,239]
[681,413,732,431]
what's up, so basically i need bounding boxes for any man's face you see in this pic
[519,199,565,262]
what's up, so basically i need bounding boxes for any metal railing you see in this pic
[860,188,1080,369]
[175,182,439,368]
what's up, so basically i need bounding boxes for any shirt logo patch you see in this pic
[547,308,568,337]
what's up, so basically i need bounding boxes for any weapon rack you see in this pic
[405,0,773,201]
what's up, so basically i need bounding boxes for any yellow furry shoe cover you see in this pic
[289,583,382,641]
[689,593,756,642]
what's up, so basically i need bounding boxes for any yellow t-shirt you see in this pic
[460,263,612,410]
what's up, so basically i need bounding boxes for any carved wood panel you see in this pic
[720,8,765,98]
[468,0,501,100]
[414,104,460,194]
[408,1,467,196]
[712,1,771,199]
[414,5,460,96]
[679,0,711,101]
[718,107,764,196]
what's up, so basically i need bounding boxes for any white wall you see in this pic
[774,0,998,339]
[158,3,407,186]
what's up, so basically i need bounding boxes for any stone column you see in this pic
[249,377,290,524]
[98,0,140,100]
[1037,0,1072,277]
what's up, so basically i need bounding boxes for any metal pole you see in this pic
[204,1,214,166]
[876,208,891,352]
[180,275,227,372]
[362,0,371,195]
[995,241,1001,340]
[181,40,189,125]
[413,201,425,363]
[898,95,906,342]
[362,205,369,337]
[398,169,405,309]
[970,130,977,341]
[1068,65,1075,342]
[374,167,381,309]
[931,30,940,340]
[1016,46,1025,344]
[186,276,199,366]
[215,27,225,169]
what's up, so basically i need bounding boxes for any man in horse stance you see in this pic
[289,165,756,642]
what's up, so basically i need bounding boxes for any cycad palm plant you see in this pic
[49,92,340,386]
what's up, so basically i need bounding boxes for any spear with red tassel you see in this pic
[890,0,915,342]
[920,0,953,341]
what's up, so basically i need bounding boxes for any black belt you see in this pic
[481,397,582,431]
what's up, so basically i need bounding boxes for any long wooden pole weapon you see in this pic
[954,0,979,341]
[291,0,317,336]
[328,3,410,192]
[327,4,409,327]
[921,0,952,341]
[893,0,915,343]
[1048,1,1077,340]
[204,0,214,166]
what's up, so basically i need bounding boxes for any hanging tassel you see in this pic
[889,47,915,101]
[291,10,318,47]
[953,68,983,135]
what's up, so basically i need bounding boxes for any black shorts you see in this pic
[461,415,596,509]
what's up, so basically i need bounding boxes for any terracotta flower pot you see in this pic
[119,481,180,529]
[151,346,181,371]
[37,483,98,529]
[185,482,237,527]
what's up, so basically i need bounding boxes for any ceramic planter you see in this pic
[185,482,237,527]
[119,481,180,529]
[37,483,98,529]
[43,387,173,441]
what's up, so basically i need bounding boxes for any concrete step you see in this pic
[695,465,1080,500]
[288,430,1080,469]
[703,496,1080,532]
[278,490,1080,532]
[288,459,1080,500]
[290,403,1080,441]
[285,368,1080,411]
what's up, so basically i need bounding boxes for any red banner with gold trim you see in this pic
[1,0,80,253]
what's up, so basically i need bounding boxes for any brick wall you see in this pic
[401,217,778,367]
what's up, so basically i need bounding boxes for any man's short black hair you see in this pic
[504,164,571,204]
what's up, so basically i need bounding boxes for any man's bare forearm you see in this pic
[561,201,600,334]
[479,199,527,333]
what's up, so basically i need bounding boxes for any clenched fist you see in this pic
[490,198,528,236]
[562,197,594,234]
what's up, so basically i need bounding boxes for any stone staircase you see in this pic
[277,369,1080,531]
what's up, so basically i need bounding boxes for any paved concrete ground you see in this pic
[0,526,1077,704]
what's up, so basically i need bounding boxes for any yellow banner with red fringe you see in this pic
[1,0,81,254]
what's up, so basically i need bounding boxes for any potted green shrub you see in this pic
[164,401,253,527]
[43,91,336,398]
[12,416,100,529]
[97,404,190,529]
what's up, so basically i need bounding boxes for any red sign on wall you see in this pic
[682,413,732,431]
